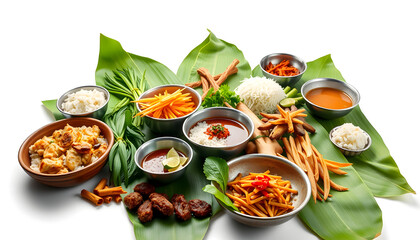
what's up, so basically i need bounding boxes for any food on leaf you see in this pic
[61,89,107,114]
[331,123,369,150]
[234,76,286,114]
[134,88,196,119]
[265,60,300,76]
[305,87,353,110]
[185,59,240,100]
[141,148,188,173]
[226,171,297,217]
[202,84,241,108]
[188,118,248,147]
[29,124,108,174]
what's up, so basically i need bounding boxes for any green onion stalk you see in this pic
[104,106,145,186]
[104,68,147,127]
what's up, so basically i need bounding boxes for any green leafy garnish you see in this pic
[202,157,238,212]
[202,84,241,108]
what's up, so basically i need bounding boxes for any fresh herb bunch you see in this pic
[104,106,145,186]
[104,68,147,126]
[202,84,241,108]
[202,156,238,212]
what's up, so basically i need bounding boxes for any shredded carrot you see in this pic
[226,171,296,217]
[265,60,300,76]
[133,88,196,119]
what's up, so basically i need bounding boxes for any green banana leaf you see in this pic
[298,55,415,197]
[94,34,214,240]
[177,30,252,92]
[122,150,214,240]
[299,114,382,240]
[95,34,184,113]
[179,33,382,240]
[42,99,65,120]
[253,55,415,197]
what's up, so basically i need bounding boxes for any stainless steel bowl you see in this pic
[136,84,201,136]
[216,154,311,227]
[301,78,360,119]
[182,107,254,160]
[56,85,109,120]
[329,126,371,157]
[260,53,307,87]
[134,137,193,183]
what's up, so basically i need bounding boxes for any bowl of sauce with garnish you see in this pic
[135,137,193,183]
[301,78,360,119]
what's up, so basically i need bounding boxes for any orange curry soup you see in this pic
[305,87,353,109]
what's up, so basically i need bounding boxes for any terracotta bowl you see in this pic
[18,117,114,187]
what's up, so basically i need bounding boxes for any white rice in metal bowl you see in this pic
[189,121,227,147]
[331,123,368,150]
[61,89,106,114]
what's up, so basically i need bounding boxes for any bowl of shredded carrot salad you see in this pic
[134,84,201,135]
[218,154,311,227]
[260,53,306,87]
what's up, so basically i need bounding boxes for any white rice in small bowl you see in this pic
[61,89,107,114]
[329,123,371,156]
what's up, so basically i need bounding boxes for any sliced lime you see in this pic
[179,157,188,166]
[166,147,179,159]
[279,98,296,108]
[162,156,180,170]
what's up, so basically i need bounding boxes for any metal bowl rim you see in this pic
[301,78,361,111]
[259,53,307,79]
[182,107,255,149]
[134,136,193,175]
[135,84,202,122]
[56,85,110,116]
[329,126,372,153]
[217,153,311,220]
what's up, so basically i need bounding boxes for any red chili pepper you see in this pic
[251,175,270,191]
[262,190,269,198]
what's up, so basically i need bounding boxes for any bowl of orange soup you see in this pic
[301,78,360,119]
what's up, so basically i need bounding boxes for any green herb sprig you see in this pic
[202,84,241,108]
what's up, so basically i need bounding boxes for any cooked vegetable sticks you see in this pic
[133,88,196,119]
[280,132,350,202]
[226,171,296,217]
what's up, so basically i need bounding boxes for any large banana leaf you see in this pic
[177,30,252,92]
[95,34,183,113]
[179,33,382,240]
[94,34,214,240]
[253,54,415,197]
[297,55,415,197]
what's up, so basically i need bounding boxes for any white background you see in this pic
[2,0,419,239]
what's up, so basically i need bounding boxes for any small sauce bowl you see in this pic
[301,78,360,119]
[134,137,193,183]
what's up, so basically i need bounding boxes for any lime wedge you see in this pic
[179,157,188,166]
[279,98,296,108]
[162,156,180,170]
[167,147,179,159]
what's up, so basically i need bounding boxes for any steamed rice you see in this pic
[62,89,106,114]
[234,76,286,114]
[331,123,368,150]
[189,121,227,147]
